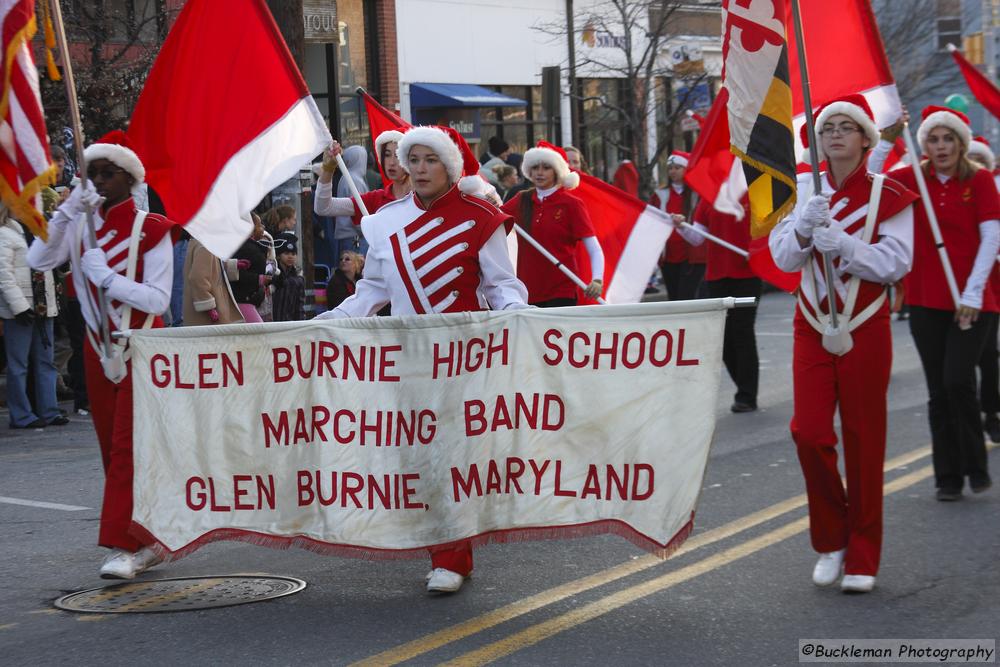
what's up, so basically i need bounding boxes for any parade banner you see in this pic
[129,302,727,560]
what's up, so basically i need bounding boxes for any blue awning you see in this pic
[410,83,527,108]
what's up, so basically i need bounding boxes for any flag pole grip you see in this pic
[513,224,607,305]
[48,0,113,359]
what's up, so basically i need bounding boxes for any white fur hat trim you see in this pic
[521,146,578,190]
[397,126,464,184]
[375,130,405,162]
[667,154,689,167]
[918,111,972,153]
[814,101,879,160]
[968,140,995,171]
[83,143,145,192]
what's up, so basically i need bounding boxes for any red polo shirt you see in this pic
[650,187,705,264]
[502,187,596,303]
[894,165,1000,311]
[692,198,754,281]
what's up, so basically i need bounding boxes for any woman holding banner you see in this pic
[877,106,1000,501]
[769,95,917,594]
[315,125,530,594]
[500,141,605,306]
[314,131,411,229]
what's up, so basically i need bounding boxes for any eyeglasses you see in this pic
[819,123,860,137]
[86,166,126,180]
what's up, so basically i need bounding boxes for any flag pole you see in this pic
[678,221,750,259]
[790,0,849,350]
[513,224,607,305]
[900,123,962,308]
[47,0,113,359]
[335,154,371,217]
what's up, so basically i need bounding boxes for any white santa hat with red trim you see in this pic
[521,141,580,190]
[968,135,995,171]
[397,125,496,201]
[83,129,145,193]
[799,94,880,161]
[667,151,691,168]
[917,105,973,153]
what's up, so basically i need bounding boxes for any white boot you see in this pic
[426,568,465,593]
[99,547,162,580]
[811,549,845,586]
[841,574,876,593]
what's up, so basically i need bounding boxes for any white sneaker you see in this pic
[841,574,876,593]
[99,547,162,580]
[811,549,846,586]
[426,568,465,593]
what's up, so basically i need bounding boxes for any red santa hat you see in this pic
[917,105,972,153]
[521,140,580,190]
[83,130,145,192]
[967,135,995,170]
[667,151,691,168]
[396,125,489,198]
[799,94,880,160]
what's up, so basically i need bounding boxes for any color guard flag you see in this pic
[127,0,332,259]
[948,43,1000,122]
[358,88,411,186]
[722,0,797,238]
[0,0,57,240]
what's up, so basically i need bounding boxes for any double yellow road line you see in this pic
[354,444,986,666]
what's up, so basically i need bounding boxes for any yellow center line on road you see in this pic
[440,461,957,666]
[351,446,933,667]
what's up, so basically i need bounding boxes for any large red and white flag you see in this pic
[948,43,1000,121]
[572,173,674,304]
[127,0,332,259]
[0,0,57,240]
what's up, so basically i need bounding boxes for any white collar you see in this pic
[671,182,684,194]
[536,185,560,201]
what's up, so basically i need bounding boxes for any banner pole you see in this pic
[513,224,607,305]
[48,0,113,359]
[790,0,841,333]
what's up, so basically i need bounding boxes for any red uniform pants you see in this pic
[790,308,891,576]
[84,342,143,552]
[430,541,473,576]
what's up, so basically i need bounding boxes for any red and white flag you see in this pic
[358,88,411,186]
[127,0,331,259]
[948,43,1000,122]
[572,173,674,304]
[0,0,57,240]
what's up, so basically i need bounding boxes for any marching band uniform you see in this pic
[651,152,702,300]
[27,131,175,579]
[886,107,1000,499]
[500,141,604,306]
[769,96,917,593]
[314,130,407,224]
[316,125,529,593]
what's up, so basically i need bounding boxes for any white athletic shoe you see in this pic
[811,549,846,586]
[841,574,876,593]
[426,568,465,593]
[99,547,162,580]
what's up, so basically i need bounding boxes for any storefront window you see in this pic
[335,0,370,149]
[479,85,558,156]
[577,78,630,181]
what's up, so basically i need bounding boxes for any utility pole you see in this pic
[566,0,579,146]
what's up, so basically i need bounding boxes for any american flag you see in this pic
[0,0,56,240]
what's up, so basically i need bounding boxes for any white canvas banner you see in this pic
[129,301,727,560]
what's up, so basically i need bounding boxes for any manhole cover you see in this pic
[54,575,306,614]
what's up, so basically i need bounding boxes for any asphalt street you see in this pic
[1,290,997,666]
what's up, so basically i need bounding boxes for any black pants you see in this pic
[707,277,762,406]
[533,297,577,308]
[660,261,704,301]
[62,298,88,410]
[909,306,995,490]
[977,313,1000,415]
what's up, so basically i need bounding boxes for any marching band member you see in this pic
[651,152,703,300]
[500,141,604,306]
[314,130,412,226]
[27,131,176,579]
[878,107,1000,500]
[769,95,917,593]
[315,125,530,594]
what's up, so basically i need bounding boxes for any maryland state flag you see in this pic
[722,0,796,239]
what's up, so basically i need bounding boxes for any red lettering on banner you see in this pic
[542,329,563,365]
[505,457,525,494]
[272,342,402,383]
[151,354,170,388]
[402,474,422,509]
[632,464,654,500]
[452,463,483,501]
[185,475,274,511]
[297,470,424,509]
[676,329,699,366]
[553,460,577,497]
[581,465,602,499]
[464,394,564,436]
[186,476,206,510]
[261,407,436,447]
[650,330,673,367]
[433,329,509,378]
[485,460,503,494]
[529,458,550,495]
[447,459,655,501]
[151,351,245,389]
[606,464,629,500]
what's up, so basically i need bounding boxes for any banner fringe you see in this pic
[130,516,696,564]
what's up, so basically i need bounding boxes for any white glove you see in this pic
[795,195,830,239]
[812,225,854,259]
[81,248,116,288]
[63,182,104,215]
